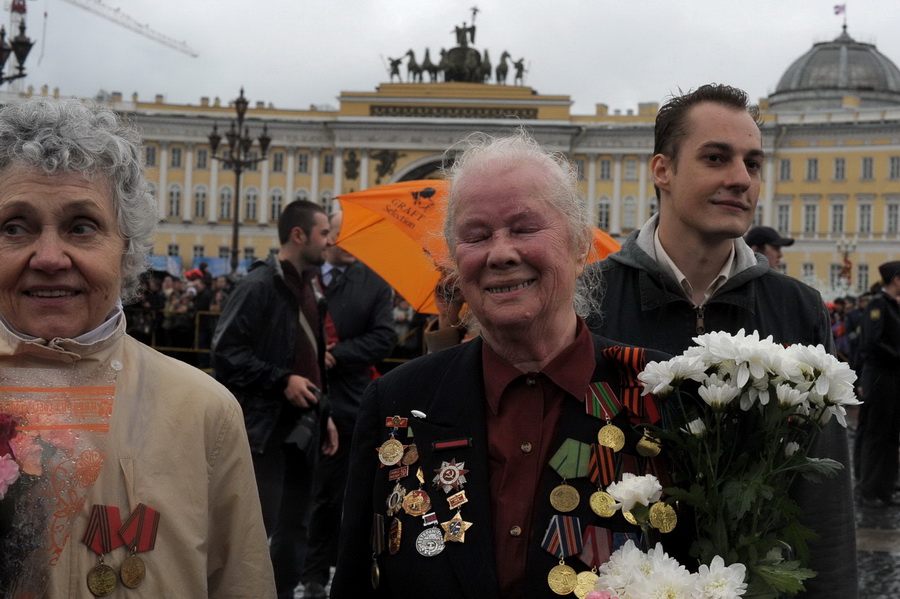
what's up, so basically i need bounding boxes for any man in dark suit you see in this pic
[301,212,397,598]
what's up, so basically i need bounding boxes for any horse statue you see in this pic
[422,48,440,83]
[513,57,527,86]
[495,51,511,85]
[405,49,424,83]
[479,49,491,84]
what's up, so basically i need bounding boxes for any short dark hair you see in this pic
[654,84,760,159]
[278,200,325,244]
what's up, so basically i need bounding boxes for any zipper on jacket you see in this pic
[695,305,706,335]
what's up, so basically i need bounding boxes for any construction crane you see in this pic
[57,0,198,57]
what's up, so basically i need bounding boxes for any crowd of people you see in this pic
[0,84,877,599]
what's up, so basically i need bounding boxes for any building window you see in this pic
[888,203,900,235]
[193,185,208,219]
[320,189,333,206]
[243,247,255,261]
[778,159,791,182]
[829,264,842,289]
[859,203,872,234]
[322,154,334,175]
[269,189,284,222]
[145,146,157,168]
[858,263,869,292]
[777,204,791,234]
[297,152,310,174]
[220,150,233,171]
[170,147,182,169]
[167,184,182,218]
[167,243,179,257]
[245,188,258,221]
[833,157,845,181]
[196,149,208,170]
[805,158,818,182]
[192,245,205,260]
[295,189,309,202]
[597,199,610,230]
[574,159,586,181]
[219,187,233,220]
[861,157,874,180]
[272,152,284,173]
[599,159,611,181]
[622,196,637,230]
[830,203,844,234]
[891,156,900,180]
[802,263,814,280]
[218,246,230,259]
[803,204,817,234]
[624,158,637,181]
[246,151,259,172]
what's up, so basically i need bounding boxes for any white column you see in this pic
[311,149,321,202]
[333,150,343,197]
[209,153,219,221]
[360,149,370,190]
[763,155,775,226]
[183,144,194,221]
[637,154,648,224]
[611,155,622,235]
[158,143,169,220]
[260,153,270,223]
[586,154,597,222]
[286,147,296,202]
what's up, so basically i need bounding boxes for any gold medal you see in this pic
[87,562,117,597]
[402,489,432,516]
[547,562,578,595]
[574,570,599,599]
[589,490,617,518]
[119,553,145,589]
[370,559,380,589]
[440,511,473,543]
[388,517,402,555]
[597,424,625,452]
[378,438,405,466]
[636,430,662,457]
[622,509,638,525]
[401,443,419,466]
[649,502,678,533]
[549,483,580,513]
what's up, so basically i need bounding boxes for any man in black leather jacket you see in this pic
[212,200,338,599]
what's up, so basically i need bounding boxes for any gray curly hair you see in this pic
[0,97,157,301]
[442,129,601,320]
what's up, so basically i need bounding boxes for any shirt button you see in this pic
[520,442,533,453]
[509,526,522,537]
[526,376,536,386]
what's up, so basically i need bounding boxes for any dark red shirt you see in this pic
[281,260,323,390]
[482,319,595,597]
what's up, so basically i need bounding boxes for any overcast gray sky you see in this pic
[14,0,897,115]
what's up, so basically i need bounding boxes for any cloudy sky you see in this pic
[12,0,897,115]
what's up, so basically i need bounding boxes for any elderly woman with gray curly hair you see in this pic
[0,98,275,598]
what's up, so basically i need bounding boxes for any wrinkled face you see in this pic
[451,166,585,338]
[653,102,764,244]
[0,167,125,339]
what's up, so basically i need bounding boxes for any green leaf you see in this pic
[753,561,816,595]
[796,457,844,482]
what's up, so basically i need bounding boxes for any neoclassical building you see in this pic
[6,25,900,295]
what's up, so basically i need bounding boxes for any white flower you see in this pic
[595,539,649,595]
[639,355,706,397]
[694,555,747,598]
[681,418,707,438]
[775,383,808,409]
[784,441,800,457]
[698,374,740,410]
[784,343,857,403]
[606,473,662,512]
[623,543,696,599]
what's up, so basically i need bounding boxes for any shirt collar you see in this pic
[0,299,124,345]
[482,318,595,415]
[652,225,736,305]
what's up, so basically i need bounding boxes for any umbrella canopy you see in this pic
[335,180,620,315]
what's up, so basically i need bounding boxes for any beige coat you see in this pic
[0,319,275,598]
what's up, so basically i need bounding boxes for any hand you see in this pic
[283,375,320,409]
[325,343,337,369]
[321,417,339,456]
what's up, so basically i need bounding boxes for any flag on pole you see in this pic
[833,4,846,14]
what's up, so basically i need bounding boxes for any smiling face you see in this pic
[0,167,126,339]
[451,165,585,342]
[652,101,763,245]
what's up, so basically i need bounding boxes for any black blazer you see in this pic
[332,334,669,599]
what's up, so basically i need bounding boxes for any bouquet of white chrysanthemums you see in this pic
[633,329,859,598]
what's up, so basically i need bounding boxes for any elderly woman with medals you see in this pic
[0,98,275,598]
[331,131,670,599]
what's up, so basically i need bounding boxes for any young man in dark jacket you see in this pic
[587,83,857,599]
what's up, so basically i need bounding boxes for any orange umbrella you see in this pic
[335,180,620,315]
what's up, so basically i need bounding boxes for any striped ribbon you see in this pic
[601,346,661,424]
[371,513,385,555]
[579,526,613,568]
[587,443,616,487]
[540,515,584,559]
[549,438,591,480]
[82,505,124,556]
[118,503,160,553]
[586,381,622,420]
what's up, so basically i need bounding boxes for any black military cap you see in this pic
[744,226,795,248]
[878,261,900,283]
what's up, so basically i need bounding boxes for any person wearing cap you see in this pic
[745,225,794,269]
[855,260,900,507]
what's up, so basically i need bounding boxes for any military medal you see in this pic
[540,515,584,595]
[378,438,405,466]
[597,424,625,452]
[649,501,677,533]
[573,570,599,599]
[401,443,419,466]
[370,513,385,589]
[579,526,613,572]
[636,428,662,457]
[402,468,432,516]
[549,482,580,513]
[447,490,468,510]
[415,526,445,557]
[589,490,617,518]
[587,382,625,452]
[440,511,473,543]
[82,505,124,597]
[117,503,160,589]
[622,509,638,526]
[386,482,407,516]
[388,517,402,555]
[433,459,469,493]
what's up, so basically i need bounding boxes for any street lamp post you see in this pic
[207,88,271,274]
[0,20,34,86]
[836,236,857,288]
